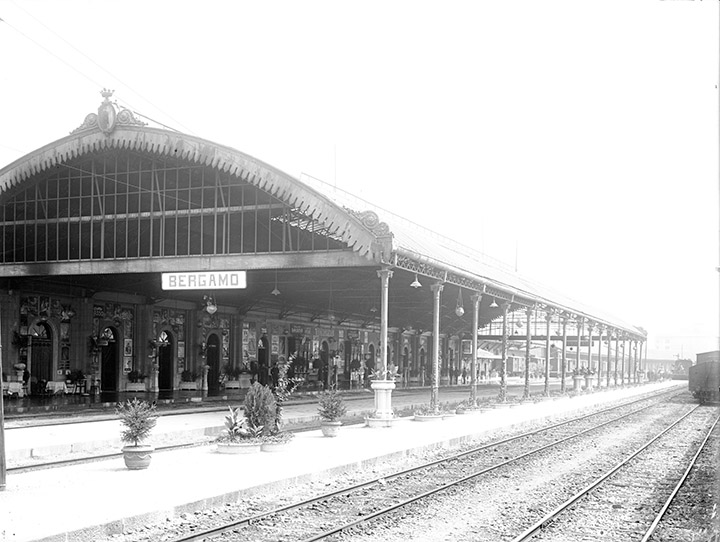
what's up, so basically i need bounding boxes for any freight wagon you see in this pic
[688,361,720,403]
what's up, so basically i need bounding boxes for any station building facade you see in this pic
[0,94,647,398]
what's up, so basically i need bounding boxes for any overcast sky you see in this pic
[0,0,718,359]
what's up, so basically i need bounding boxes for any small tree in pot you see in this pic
[317,387,347,437]
[116,398,158,469]
[215,406,264,453]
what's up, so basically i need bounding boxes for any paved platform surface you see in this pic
[0,380,681,542]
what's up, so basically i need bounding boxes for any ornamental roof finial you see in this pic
[100,88,114,103]
[71,90,146,135]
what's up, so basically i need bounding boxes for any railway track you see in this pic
[510,405,719,541]
[105,387,685,542]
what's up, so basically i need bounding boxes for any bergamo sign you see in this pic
[161,271,247,290]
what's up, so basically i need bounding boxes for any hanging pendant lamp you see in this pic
[410,273,422,289]
[455,289,465,317]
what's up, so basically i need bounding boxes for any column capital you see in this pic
[430,282,444,294]
[470,293,482,304]
[376,268,394,280]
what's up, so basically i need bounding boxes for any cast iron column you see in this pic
[639,340,645,381]
[378,267,393,377]
[577,318,584,373]
[620,337,626,386]
[614,334,620,386]
[606,329,613,388]
[430,282,443,413]
[499,302,509,402]
[470,293,481,406]
[586,323,594,374]
[634,340,639,383]
[523,306,532,399]
[597,326,604,387]
[366,267,396,427]
[561,314,568,393]
[544,311,552,396]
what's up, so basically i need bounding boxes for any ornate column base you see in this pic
[364,379,399,428]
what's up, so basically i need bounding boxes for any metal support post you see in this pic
[430,282,443,413]
[470,293,481,406]
[523,307,532,399]
[561,315,568,393]
[499,302,509,402]
[544,311,552,396]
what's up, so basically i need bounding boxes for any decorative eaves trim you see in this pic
[394,247,646,339]
[0,126,389,262]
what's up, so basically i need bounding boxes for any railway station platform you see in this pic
[0,380,681,542]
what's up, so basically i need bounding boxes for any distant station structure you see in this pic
[0,91,647,424]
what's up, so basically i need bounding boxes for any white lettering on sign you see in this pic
[161,271,247,290]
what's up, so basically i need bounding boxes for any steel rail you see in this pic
[509,405,702,542]
[167,388,678,542]
[639,414,720,542]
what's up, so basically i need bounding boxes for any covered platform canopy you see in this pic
[0,98,644,344]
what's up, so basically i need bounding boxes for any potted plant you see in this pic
[65,369,83,384]
[179,369,198,390]
[261,430,295,452]
[412,404,444,422]
[126,369,147,392]
[572,368,585,391]
[223,364,242,390]
[317,387,347,437]
[215,406,264,454]
[259,360,301,451]
[116,398,158,469]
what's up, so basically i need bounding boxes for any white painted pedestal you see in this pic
[365,379,399,428]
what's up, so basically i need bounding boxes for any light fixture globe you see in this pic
[203,295,217,314]
[410,274,422,289]
[455,289,464,317]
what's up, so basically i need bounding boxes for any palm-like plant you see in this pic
[116,398,158,447]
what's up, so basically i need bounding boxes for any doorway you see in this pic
[30,322,52,392]
[257,335,269,386]
[207,333,221,394]
[320,340,330,390]
[100,327,118,392]
[158,331,174,390]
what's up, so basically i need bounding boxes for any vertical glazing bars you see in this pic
[123,155,129,259]
[239,183,244,254]
[253,182,258,253]
[175,166,180,257]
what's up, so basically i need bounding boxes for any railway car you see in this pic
[688,361,720,403]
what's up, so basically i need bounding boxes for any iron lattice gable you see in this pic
[0,149,347,265]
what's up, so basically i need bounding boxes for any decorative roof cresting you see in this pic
[71,89,146,135]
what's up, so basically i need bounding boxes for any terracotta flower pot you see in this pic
[121,444,154,469]
[216,441,261,454]
[320,420,342,437]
